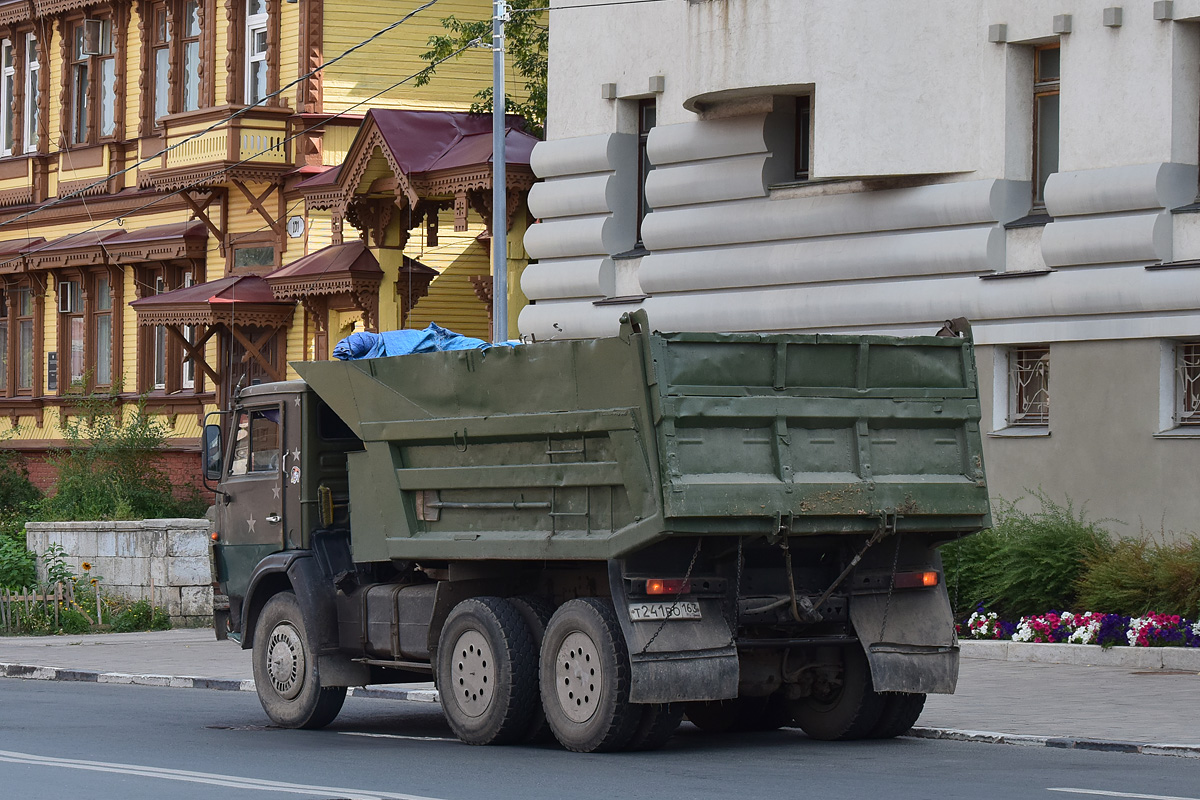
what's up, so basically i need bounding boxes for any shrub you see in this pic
[0,447,41,513]
[942,491,1112,619]
[42,394,206,521]
[110,599,172,633]
[1077,534,1200,619]
[0,524,37,589]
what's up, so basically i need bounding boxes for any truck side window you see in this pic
[229,412,250,476]
[228,408,281,475]
[249,409,281,472]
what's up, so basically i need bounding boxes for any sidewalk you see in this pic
[1,630,1197,755]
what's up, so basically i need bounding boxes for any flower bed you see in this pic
[959,606,1200,648]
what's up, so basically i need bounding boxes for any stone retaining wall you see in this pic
[25,519,213,625]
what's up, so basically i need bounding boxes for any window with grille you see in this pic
[1008,346,1050,426]
[1176,343,1200,426]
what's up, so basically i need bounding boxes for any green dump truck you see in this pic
[204,311,989,752]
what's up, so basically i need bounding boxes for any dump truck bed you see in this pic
[294,317,989,562]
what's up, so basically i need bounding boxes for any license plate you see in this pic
[628,601,702,622]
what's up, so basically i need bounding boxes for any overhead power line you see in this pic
[0,39,480,273]
[0,0,443,235]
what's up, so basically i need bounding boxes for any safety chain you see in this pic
[878,527,904,643]
[638,538,702,655]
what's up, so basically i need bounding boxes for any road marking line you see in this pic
[1048,789,1200,800]
[340,732,455,742]
[0,749,447,800]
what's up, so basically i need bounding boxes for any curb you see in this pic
[960,640,1200,670]
[5,662,1198,757]
[907,727,1200,759]
[0,662,439,703]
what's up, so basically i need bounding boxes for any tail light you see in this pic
[646,578,691,595]
[893,570,939,589]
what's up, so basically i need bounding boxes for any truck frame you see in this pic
[204,311,989,752]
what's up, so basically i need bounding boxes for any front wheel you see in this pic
[252,592,346,729]
[869,692,926,739]
[540,598,640,753]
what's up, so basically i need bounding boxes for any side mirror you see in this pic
[203,424,223,481]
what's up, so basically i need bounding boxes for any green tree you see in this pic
[415,0,547,137]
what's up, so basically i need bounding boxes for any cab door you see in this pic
[214,402,287,605]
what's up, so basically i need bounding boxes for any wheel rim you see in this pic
[554,630,602,723]
[266,622,306,700]
[450,629,495,718]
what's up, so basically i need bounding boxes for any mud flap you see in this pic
[848,587,960,695]
[608,561,739,703]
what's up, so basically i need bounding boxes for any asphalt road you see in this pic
[2,680,1197,800]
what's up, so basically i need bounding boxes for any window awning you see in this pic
[264,240,384,301]
[0,237,45,275]
[22,220,208,271]
[130,274,295,328]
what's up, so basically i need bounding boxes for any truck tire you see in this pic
[625,703,683,751]
[868,692,926,739]
[540,598,640,753]
[436,597,538,746]
[788,646,885,741]
[509,595,555,743]
[252,591,346,729]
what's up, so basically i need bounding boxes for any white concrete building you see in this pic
[521,0,1200,536]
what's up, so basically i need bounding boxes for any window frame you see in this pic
[636,98,655,249]
[65,14,118,147]
[52,267,119,396]
[23,31,41,154]
[244,0,269,106]
[136,263,205,396]
[1,38,14,156]
[1174,341,1200,427]
[4,281,40,397]
[1007,345,1051,427]
[1032,43,1060,208]
[794,94,812,182]
[143,0,206,132]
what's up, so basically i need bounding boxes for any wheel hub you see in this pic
[554,630,602,723]
[266,622,305,700]
[450,629,495,718]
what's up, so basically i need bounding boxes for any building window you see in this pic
[151,4,171,122]
[1175,342,1200,427]
[57,279,85,388]
[0,289,7,392]
[181,1,201,111]
[245,0,269,105]
[1033,44,1060,207]
[1008,346,1050,426]
[24,33,40,153]
[181,270,195,389]
[69,17,117,145]
[795,95,811,181]
[93,275,113,388]
[233,244,275,269]
[16,286,33,391]
[148,1,202,124]
[1,39,14,155]
[153,275,167,390]
[636,98,656,248]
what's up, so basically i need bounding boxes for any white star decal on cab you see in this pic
[246,515,256,534]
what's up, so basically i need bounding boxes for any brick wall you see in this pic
[9,449,214,504]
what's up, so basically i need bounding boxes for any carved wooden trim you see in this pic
[266,0,280,106]
[114,2,128,141]
[298,0,322,114]
[469,274,493,326]
[56,15,68,148]
[137,0,151,137]
[223,0,237,104]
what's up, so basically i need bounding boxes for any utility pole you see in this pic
[491,0,509,343]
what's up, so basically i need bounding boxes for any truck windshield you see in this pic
[228,407,281,475]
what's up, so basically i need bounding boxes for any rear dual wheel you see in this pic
[540,598,644,753]
[788,645,886,741]
[437,597,539,746]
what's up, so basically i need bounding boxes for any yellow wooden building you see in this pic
[0,0,534,488]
